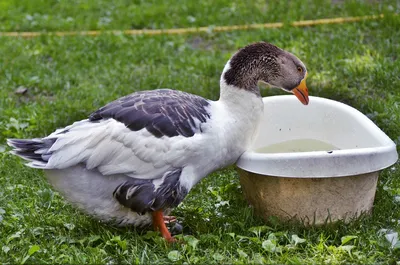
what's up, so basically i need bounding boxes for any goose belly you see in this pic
[45,165,154,227]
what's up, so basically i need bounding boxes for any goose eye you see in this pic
[297,66,303,73]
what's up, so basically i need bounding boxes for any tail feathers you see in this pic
[7,138,56,168]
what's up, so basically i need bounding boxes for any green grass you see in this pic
[0,0,395,32]
[1,0,400,264]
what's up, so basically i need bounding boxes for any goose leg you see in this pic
[152,210,176,243]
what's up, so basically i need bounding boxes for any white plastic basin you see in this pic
[236,95,398,225]
[237,96,398,178]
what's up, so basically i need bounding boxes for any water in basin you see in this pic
[255,139,339,153]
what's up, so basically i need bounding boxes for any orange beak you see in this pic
[292,77,309,105]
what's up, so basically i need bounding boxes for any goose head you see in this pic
[222,42,309,105]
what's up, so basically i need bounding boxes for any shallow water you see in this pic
[255,139,339,153]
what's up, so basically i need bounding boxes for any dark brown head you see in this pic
[223,42,309,105]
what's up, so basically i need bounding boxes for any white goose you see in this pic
[8,42,309,242]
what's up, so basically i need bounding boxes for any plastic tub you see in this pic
[236,96,398,225]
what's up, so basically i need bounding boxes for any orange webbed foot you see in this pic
[152,210,178,243]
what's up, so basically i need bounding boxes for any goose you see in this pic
[7,41,309,242]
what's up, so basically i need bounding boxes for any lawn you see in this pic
[1,0,400,264]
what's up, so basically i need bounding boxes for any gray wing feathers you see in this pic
[113,168,188,214]
[89,89,211,138]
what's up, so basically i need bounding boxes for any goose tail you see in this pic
[7,138,56,168]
